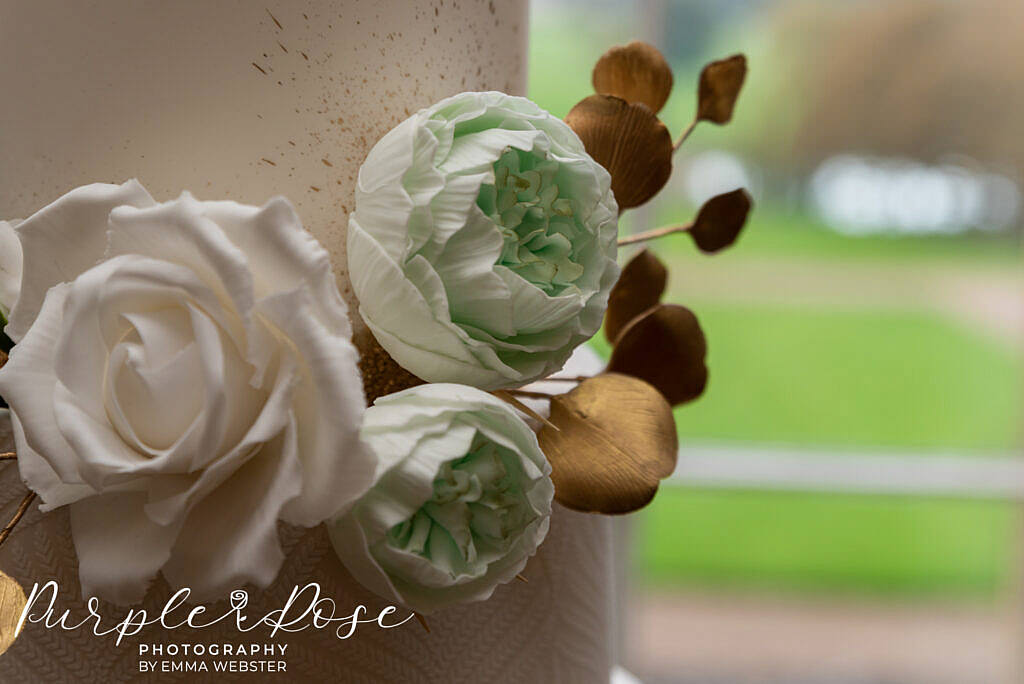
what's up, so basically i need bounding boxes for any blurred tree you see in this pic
[662,0,770,62]
[768,0,1024,179]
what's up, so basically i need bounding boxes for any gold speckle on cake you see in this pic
[265,8,283,31]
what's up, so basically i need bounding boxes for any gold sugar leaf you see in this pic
[592,41,674,114]
[697,54,747,124]
[608,304,708,406]
[538,373,677,514]
[565,94,673,210]
[690,188,753,253]
[605,249,668,344]
[0,569,26,656]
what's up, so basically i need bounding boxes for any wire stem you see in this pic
[502,389,555,400]
[618,220,694,246]
[0,490,36,550]
[673,117,698,152]
[492,390,560,432]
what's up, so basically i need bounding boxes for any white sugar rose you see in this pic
[348,91,619,390]
[0,219,22,319]
[328,383,553,614]
[0,181,374,604]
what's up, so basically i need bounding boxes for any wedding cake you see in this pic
[0,2,614,681]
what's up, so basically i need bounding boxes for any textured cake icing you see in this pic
[0,1,613,682]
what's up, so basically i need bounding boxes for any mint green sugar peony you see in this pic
[327,383,554,614]
[348,91,619,389]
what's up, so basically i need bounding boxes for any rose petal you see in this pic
[160,422,303,600]
[71,492,181,605]
[7,180,154,341]
[0,220,23,318]
[106,194,255,348]
[0,284,94,498]
[199,196,353,339]
[257,288,375,526]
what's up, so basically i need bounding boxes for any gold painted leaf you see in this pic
[592,41,674,114]
[604,249,668,344]
[608,304,708,406]
[565,94,673,210]
[538,373,677,514]
[689,188,753,253]
[0,569,26,656]
[697,54,747,124]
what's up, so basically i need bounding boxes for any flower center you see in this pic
[477,148,585,295]
[385,432,539,579]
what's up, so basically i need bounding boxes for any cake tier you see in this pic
[0,0,527,326]
[0,1,613,682]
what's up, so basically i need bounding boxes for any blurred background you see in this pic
[528,0,1024,682]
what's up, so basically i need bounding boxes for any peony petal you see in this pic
[496,266,584,336]
[414,170,490,260]
[349,92,619,388]
[330,384,553,614]
[354,116,421,262]
[439,128,548,175]
[430,209,514,336]
[360,424,478,541]
[7,180,155,341]
[349,217,520,387]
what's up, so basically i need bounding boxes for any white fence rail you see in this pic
[671,443,1024,500]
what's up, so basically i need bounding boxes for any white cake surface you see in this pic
[0,1,614,681]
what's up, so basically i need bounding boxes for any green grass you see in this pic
[591,303,1023,451]
[671,304,1023,451]
[612,300,1024,597]
[636,487,1019,598]
[642,205,1024,269]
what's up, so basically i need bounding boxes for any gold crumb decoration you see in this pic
[608,304,707,406]
[604,249,667,344]
[689,188,753,253]
[564,95,673,210]
[697,54,747,124]
[538,373,677,514]
[592,41,674,114]
[353,329,424,404]
[0,569,26,656]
